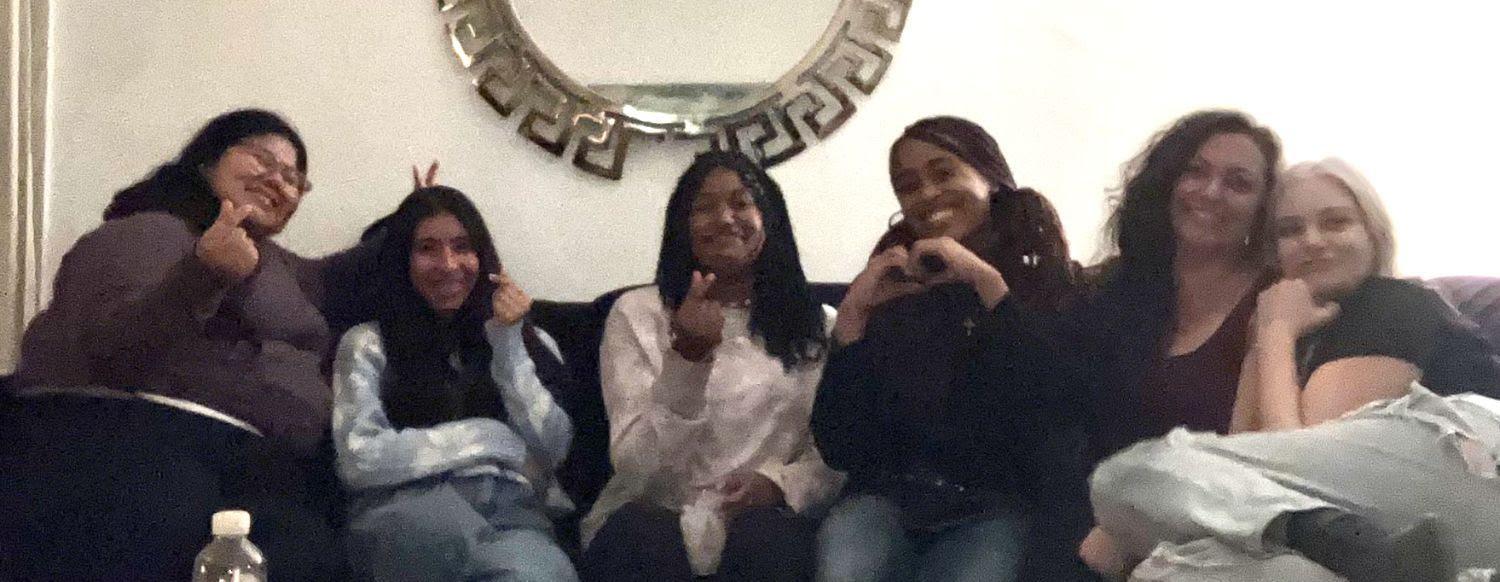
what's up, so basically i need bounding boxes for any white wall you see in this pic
[41,0,1500,317]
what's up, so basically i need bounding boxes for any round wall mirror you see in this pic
[438,0,911,179]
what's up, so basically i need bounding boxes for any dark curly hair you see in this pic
[1096,109,1281,360]
[1102,109,1281,285]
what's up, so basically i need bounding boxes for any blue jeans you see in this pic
[347,474,577,582]
[815,494,1026,582]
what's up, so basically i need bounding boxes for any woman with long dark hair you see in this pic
[1081,158,1500,580]
[951,110,1284,576]
[0,108,345,580]
[331,186,577,581]
[578,151,843,581]
[1084,109,1284,459]
[811,116,1092,581]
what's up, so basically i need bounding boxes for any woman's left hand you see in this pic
[1254,279,1340,341]
[718,472,785,518]
[906,236,1010,308]
[490,271,532,326]
[1079,527,1130,580]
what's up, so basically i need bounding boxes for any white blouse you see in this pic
[581,286,845,575]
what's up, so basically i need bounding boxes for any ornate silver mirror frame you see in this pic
[436,0,911,180]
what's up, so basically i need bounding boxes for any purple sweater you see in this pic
[13,212,363,456]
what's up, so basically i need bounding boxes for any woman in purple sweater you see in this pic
[0,109,364,581]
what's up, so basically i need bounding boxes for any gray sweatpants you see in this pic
[1090,386,1500,579]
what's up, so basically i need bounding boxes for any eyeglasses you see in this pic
[234,142,312,193]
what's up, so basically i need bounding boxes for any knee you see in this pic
[588,502,680,550]
[721,507,816,571]
[727,506,814,542]
[821,495,902,534]
[348,497,467,561]
[355,498,453,541]
[1090,438,1178,502]
[500,531,579,582]
[816,496,908,582]
[580,502,690,581]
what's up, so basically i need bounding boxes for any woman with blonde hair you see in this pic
[1080,157,1500,581]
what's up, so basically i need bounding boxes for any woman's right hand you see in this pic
[195,198,260,284]
[411,161,440,189]
[670,271,724,362]
[1254,279,1340,342]
[833,246,925,345]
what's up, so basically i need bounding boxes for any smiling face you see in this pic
[409,212,480,316]
[203,133,307,236]
[1169,132,1269,257]
[688,167,766,279]
[1273,174,1377,300]
[889,137,993,241]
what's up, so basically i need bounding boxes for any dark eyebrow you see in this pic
[925,156,956,170]
[696,187,752,199]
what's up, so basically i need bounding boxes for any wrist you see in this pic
[1254,321,1299,346]
[832,312,868,345]
[970,266,1009,309]
[671,334,716,362]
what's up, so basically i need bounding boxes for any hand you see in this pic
[833,247,925,344]
[906,237,1009,308]
[670,271,724,361]
[412,161,440,188]
[1079,527,1129,580]
[489,271,532,326]
[718,472,785,519]
[1254,279,1340,341]
[196,199,261,284]
[520,453,554,493]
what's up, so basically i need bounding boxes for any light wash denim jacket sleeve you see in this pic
[331,320,574,509]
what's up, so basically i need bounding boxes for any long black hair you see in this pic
[102,108,308,231]
[1094,110,1281,353]
[364,186,507,430]
[657,151,826,369]
[878,116,1078,312]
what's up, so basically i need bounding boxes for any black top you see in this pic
[1299,277,1500,395]
[811,284,1094,580]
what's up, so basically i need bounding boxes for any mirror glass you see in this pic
[511,0,842,122]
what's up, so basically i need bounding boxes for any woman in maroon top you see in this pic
[1085,109,1283,457]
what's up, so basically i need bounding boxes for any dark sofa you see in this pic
[1,276,1496,555]
[526,276,1500,522]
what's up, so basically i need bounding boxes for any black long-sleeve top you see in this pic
[811,283,1096,580]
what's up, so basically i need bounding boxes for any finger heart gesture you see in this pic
[490,271,533,326]
[671,271,725,361]
[196,198,261,284]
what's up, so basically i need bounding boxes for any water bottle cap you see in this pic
[211,510,252,536]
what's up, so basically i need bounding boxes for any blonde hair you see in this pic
[1270,157,1396,276]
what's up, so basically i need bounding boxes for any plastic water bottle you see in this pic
[192,510,267,582]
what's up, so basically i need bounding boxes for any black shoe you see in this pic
[1284,508,1448,582]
